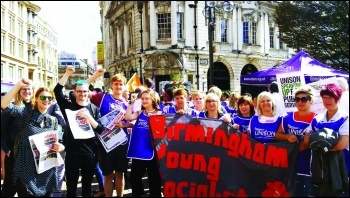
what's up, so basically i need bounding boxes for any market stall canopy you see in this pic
[240,51,349,86]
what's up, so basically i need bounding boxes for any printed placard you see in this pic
[276,72,305,113]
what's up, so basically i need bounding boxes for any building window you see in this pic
[157,13,171,39]
[279,31,284,49]
[1,9,5,28]
[9,64,14,81]
[120,26,124,52]
[18,2,23,17]
[9,37,15,55]
[1,62,4,80]
[269,27,274,48]
[243,22,249,44]
[18,22,23,38]
[220,19,228,42]
[128,23,133,49]
[1,33,5,52]
[9,15,15,33]
[114,28,118,54]
[177,13,183,39]
[18,67,24,79]
[18,42,23,59]
[251,22,257,45]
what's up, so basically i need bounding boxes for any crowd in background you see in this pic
[1,66,349,197]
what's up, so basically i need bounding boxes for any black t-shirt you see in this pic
[54,83,104,156]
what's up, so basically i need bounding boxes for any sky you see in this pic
[35,1,102,65]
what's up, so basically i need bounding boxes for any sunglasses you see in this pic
[76,90,89,94]
[39,95,53,101]
[206,100,217,103]
[295,96,309,103]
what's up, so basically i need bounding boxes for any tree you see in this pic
[273,1,349,72]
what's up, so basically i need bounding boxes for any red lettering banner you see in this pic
[149,114,298,197]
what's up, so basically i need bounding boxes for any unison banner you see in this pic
[149,114,298,197]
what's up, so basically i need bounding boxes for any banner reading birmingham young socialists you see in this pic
[149,114,298,197]
[276,72,305,113]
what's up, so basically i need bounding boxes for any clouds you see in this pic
[36,1,101,64]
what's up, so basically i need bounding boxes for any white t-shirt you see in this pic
[339,90,349,115]
[271,92,286,116]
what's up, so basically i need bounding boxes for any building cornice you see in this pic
[23,1,41,13]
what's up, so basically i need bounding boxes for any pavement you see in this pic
[1,161,152,197]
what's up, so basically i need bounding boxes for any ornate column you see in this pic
[237,6,243,51]
[274,26,280,49]
[150,1,156,48]
[232,7,237,50]
[259,13,264,53]
[184,1,193,48]
[171,1,177,46]
[264,12,270,54]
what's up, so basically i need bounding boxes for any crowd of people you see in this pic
[1,65,349,197]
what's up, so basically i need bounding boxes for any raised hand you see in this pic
[65,65,75,75]
[95,68,106,76]
[18,78,33,87]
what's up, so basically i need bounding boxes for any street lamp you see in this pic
[137,1,144,83]
[189,1,200,90]
[203,1,233,88]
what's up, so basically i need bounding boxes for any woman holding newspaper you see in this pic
[1,79,65,197]
[124,89,163,197]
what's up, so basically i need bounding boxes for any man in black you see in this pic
[54,66,104,197]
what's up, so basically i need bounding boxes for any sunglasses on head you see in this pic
[39,95,53,101]
[295,96,309,103]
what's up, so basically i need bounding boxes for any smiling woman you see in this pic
[0,79,65,197]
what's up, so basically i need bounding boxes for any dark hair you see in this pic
[144,78,154,88]
[89,84,94,91]
[94,88,103,93]
[164,86,176,101]
[1,92,7,96]
[236,95,255,117]
[320,83,343,102]
[268,81,279,93]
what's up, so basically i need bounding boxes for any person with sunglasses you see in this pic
[1,83,34,197]
[275,85,317,197]
[54,66,105,197]
[1,79,65,197]
[304,83,349,197]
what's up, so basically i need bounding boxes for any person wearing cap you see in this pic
[268,81,286,116]
[54,66,105,197]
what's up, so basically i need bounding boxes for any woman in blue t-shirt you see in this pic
[247,91,282,143]
[275,85,317,197]
[232,95,255,133]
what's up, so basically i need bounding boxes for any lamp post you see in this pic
[189,1,200,90]
[203,1,233,88]
[137,1,144,83]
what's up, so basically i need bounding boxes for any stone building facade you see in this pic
[1,1,58,91]
[99,1,293,95]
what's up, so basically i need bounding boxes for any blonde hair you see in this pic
[14,85,35,107]
[204,93,222,113]
[208,86,222,99]
[294,85,315,101]
[228,91,239,108]
[256,91,277,116]
[140,89,160,110]
[110,73,127,85]
[191,90,205,100]
[172,88,187,98]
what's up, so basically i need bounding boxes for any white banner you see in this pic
[28,131,64,174]
[276,72,305,113]
[65,109,95,139]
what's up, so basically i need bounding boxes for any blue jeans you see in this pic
[295,175,317,197]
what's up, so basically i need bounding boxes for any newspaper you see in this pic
[28,131,64,174]
[65,109,95,139]
[98,109,128,153]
